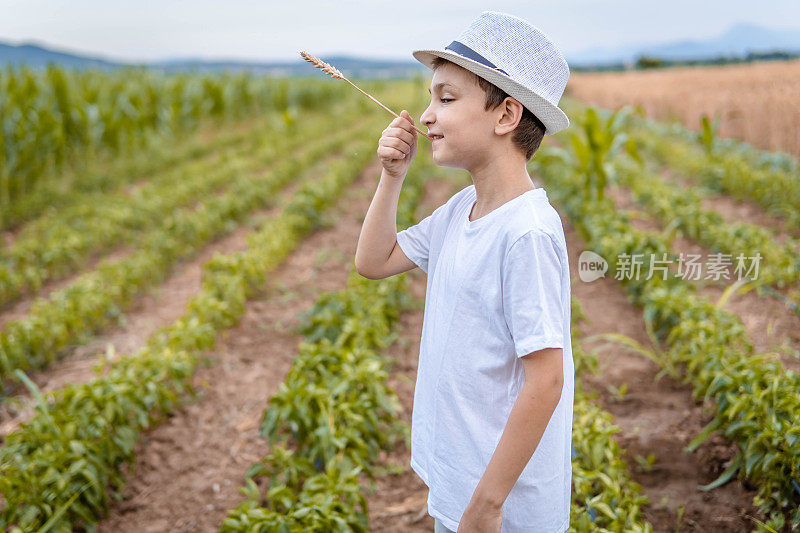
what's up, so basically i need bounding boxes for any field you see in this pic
[0,64,798,532]
[566,58,800,159]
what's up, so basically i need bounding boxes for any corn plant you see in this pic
[539,106,642,203]
[699,113,721,158]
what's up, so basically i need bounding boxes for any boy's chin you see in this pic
[430,147,464,170]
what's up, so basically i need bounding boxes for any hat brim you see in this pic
[412,48,569,135]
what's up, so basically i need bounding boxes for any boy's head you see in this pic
[424,56,546,163]
[413,11,570,170]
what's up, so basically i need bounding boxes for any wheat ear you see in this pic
[300,51,432,141]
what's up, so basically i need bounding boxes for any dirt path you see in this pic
[560,208,763,531]
[0,179,304,436]
[94,156,445,532]
[605,183,800,373]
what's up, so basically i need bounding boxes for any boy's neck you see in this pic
[468,152,537,221]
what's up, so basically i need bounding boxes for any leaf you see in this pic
[715,278,754,310]
[36,483,90,533]
[624,138,643,166]
[685,418,721,452]
[699,452,742,491]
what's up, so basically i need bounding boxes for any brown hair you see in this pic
[431,56,546,160]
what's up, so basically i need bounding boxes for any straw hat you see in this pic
[413,11,570,135]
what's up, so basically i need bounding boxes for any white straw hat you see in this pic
[413,11,570,135]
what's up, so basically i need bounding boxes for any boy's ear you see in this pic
[496,96,524,135]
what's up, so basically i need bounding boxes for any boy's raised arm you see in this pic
[355,110,419,279]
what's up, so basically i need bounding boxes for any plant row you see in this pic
[611,154,800,292]
[0,99,362,307]
[534,110,800,531]
[0,118,379,391]
[559,96,799,196]
[0,129,381,532]
[625,112,800,232]
[568,296,653,532]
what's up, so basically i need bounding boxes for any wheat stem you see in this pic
[300,51,432,141]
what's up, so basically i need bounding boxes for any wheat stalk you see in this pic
[300,51,432,141]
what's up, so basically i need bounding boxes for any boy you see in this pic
[354,11,573,533]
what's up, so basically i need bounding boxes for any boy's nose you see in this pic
[420,106,434,127]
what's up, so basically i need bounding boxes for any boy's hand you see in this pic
[457,498,502,533]
[377,109,418,181]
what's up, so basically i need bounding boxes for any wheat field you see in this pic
[566,58,800,158]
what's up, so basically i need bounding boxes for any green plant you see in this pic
[699,113,721,157]
[606,382,629,402]
[634,453,656,473]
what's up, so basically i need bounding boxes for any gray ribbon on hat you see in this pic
[445,40,509,76]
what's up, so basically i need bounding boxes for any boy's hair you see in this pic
[431,56,546,161]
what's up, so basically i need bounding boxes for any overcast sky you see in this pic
[2,0,799,63]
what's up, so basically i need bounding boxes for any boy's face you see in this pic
[420,62,499,170]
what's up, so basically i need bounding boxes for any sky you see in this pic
[2,0,800,64]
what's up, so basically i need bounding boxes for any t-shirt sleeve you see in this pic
[502,230,566,358]
[396,212,434,274]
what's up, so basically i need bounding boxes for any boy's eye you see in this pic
[440,98,453,103]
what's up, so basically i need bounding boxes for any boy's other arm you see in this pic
[354,171,418,280]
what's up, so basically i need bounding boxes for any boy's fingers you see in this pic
[387,126,414,146]
[396,112,415,133]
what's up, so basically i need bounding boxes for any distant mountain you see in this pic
[0,40,122,70]
[566,23,800,67]
[148,54,425,78]
[0,40,424,78]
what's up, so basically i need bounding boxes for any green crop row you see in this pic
[0,98,363,307]
[611,155,800,294]
[568,296,653,532]
[624,114,800,233]
[0,129,380,532]
[220,137,432,533]
[0,117,380,390]
[0,65,355,223]
[219,273,412,532]
[533,112,800,530]
[1,80,395,233]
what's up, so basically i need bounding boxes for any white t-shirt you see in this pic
[396,183,574,533]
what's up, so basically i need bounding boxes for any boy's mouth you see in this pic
[430,134,444,141]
